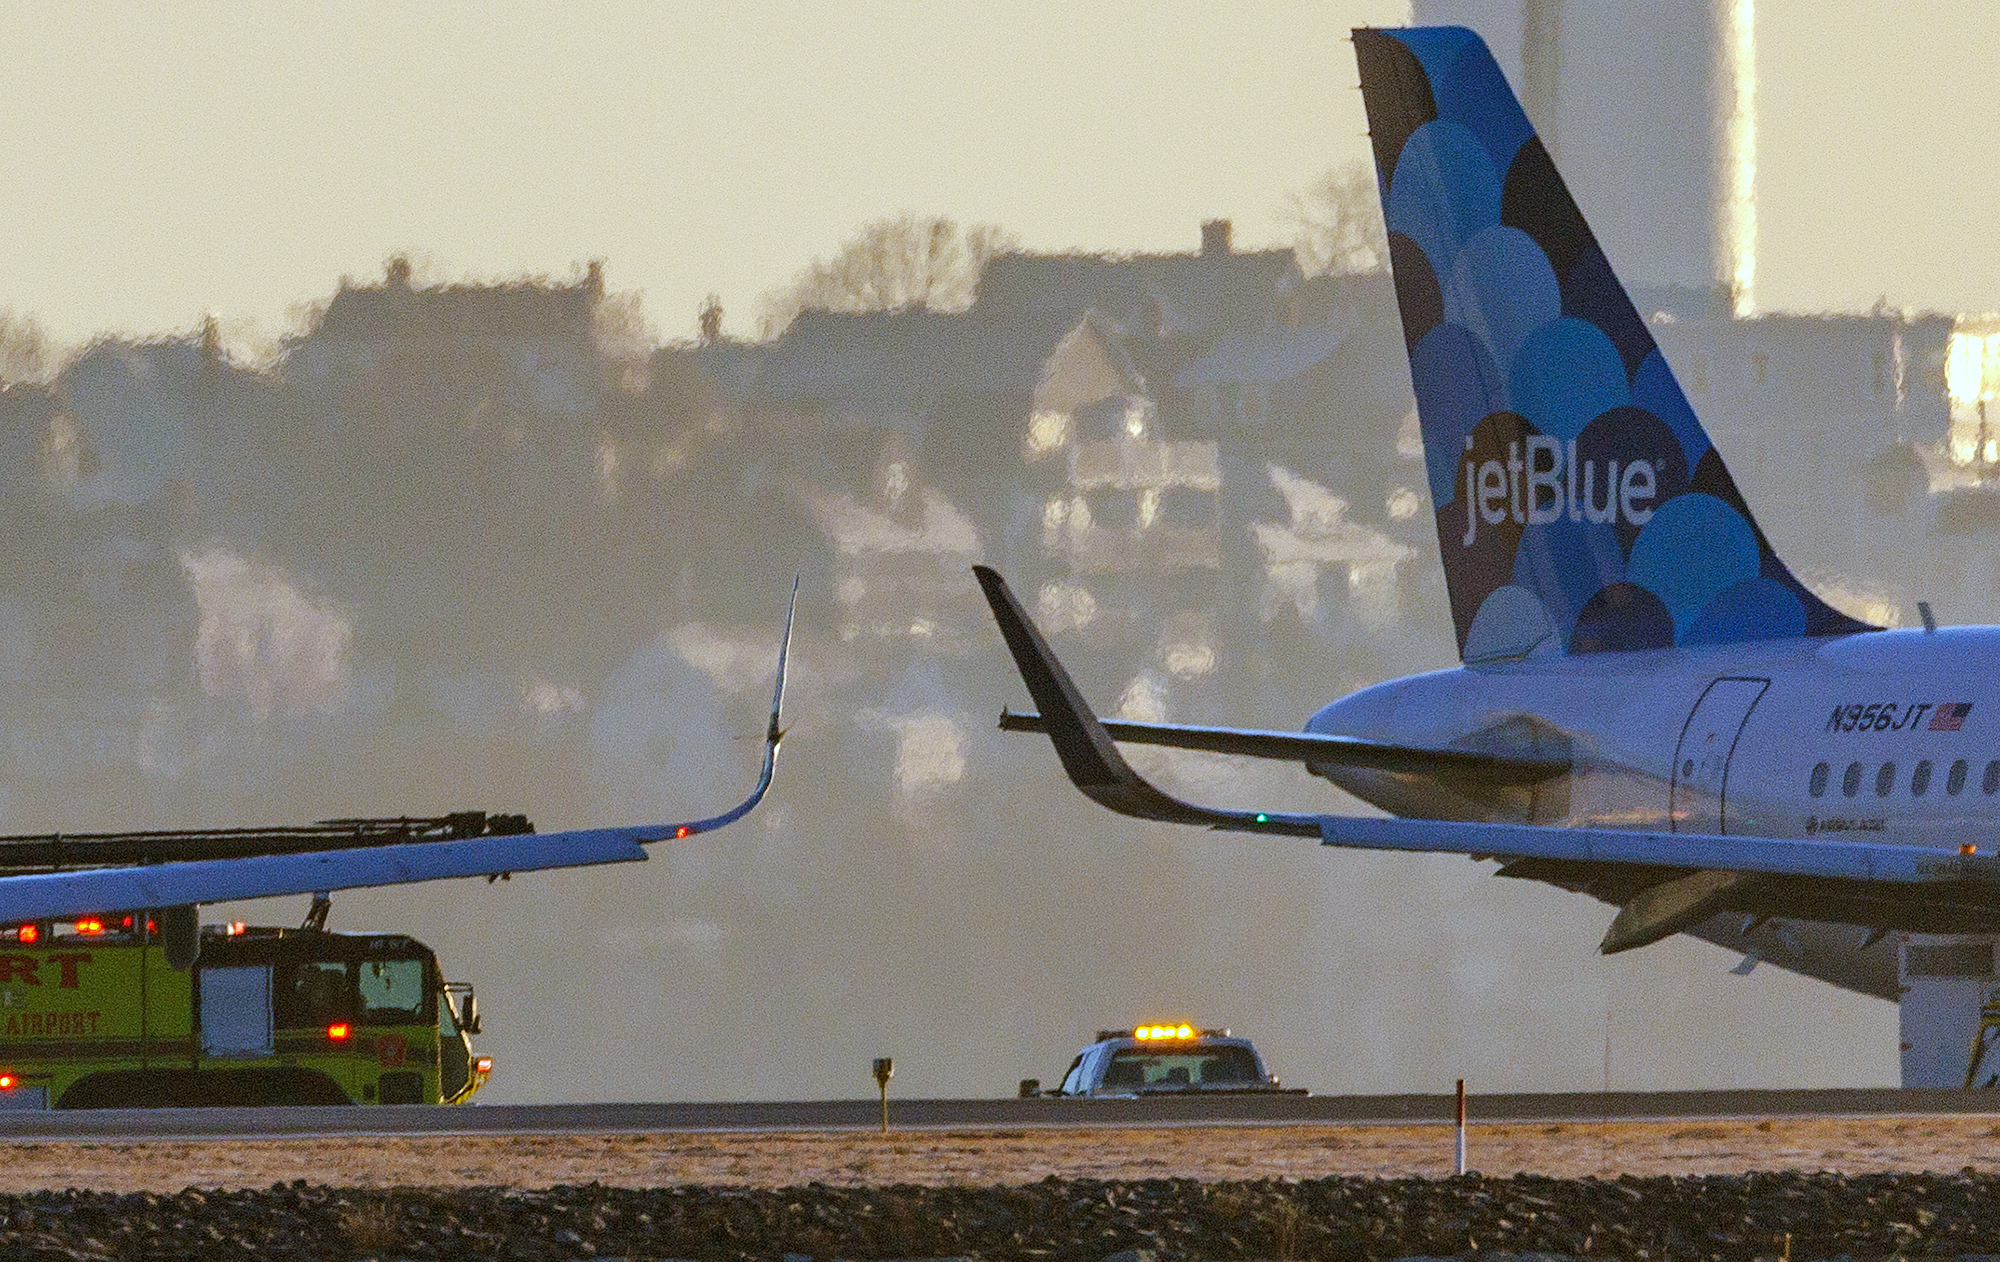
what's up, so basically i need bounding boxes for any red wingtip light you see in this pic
[326,1023,351,1042]
[16,925,37,945]
[675,825,692,839]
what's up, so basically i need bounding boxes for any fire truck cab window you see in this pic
[282,962,353,1027]
[360,958,425,1021]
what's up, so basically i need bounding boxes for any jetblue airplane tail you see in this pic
[1352,26,1873,662]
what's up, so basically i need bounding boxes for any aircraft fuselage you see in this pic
[1310,628,2000,852]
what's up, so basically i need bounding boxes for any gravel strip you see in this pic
[2,1117,2000,1193]
[1,1172,2000,1260]
[0,1118,1995,1260]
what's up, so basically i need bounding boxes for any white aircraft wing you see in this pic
[0,577,797,923]
[0,828,652,922]
[974,565,2000,951]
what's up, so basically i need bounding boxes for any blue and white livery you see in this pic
[979,28,2000,1086]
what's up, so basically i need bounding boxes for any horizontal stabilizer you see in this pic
[999,710,1566,783]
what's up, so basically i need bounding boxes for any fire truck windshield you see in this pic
[360,958,424,1021]
[280,961,354,1027]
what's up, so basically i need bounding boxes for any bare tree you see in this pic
[0,311,55,385]
[758,216,1018,339]
[1280,161,1388,276]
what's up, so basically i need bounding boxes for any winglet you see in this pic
[972,565,1315,836]
[657,573,797,840]
[768,571,798,745]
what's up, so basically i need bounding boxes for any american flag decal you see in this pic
[1930,702,1974,732]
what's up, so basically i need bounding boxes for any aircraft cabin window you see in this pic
[1875,762,1896,797]
[1842,762,1863,797]
[1912,761,1933,796]
[1809,762,1830,797]
[1986,761,2000,795]
[1950,760,1969,796]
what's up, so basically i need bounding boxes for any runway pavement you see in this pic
[0,1086,1995,1141]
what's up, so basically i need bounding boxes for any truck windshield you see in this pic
[1101,1044,1261,1088]
[359,958,425,1022]
[279,961,354,1027]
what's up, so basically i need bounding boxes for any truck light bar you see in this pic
[1095,1025,1233,1042]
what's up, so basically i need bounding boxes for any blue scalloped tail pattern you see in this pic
[1352,26,1875,659]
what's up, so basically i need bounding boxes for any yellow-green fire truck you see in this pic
[0,812,518,1108]
[0,914,489,1108]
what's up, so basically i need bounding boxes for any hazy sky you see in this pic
[3,1,1999,350]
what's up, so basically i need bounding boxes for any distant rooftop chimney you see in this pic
[385,255,413,289]
[1201,219,1232,257]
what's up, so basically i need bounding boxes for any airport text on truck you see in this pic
[0,913,490,1108]
[0,813,510,1109]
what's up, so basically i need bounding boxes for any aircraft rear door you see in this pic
[1670,677,1770,833]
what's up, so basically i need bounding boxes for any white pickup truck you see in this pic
[1022,1025,1303,1098]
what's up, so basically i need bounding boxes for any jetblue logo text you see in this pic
[1460,436,1660,547]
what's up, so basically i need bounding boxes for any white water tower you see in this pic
[1410,0,1757,315]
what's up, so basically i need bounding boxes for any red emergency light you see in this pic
[15,925,37,945]
[75,917,104,936]
[327,1023,352,1042]
[0,1074,15,1090]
